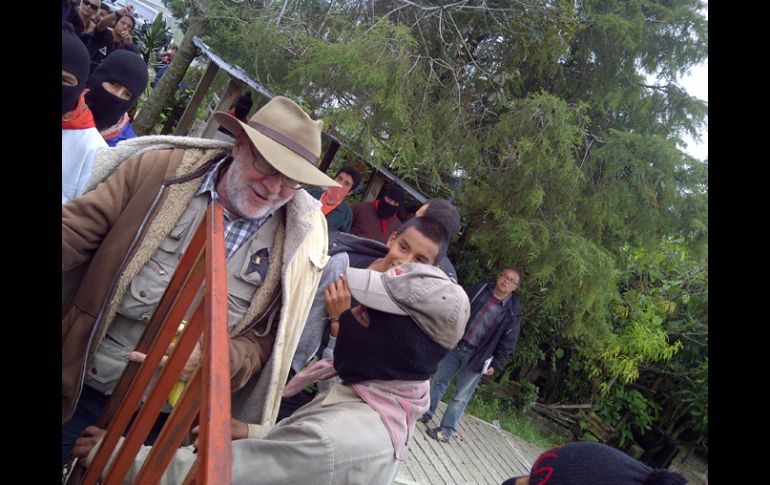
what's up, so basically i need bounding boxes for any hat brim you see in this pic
[212,111,340,187]
[345,267,408,316]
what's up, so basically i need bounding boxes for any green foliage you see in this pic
[134,12,173,63]
[593,387,661,447]
[465,382,561,450]
[175,0,707,453]
[563,239,706,449]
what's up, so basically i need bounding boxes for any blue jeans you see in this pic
[424,343,482,437]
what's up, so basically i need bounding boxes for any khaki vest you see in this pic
[86,195,282,394]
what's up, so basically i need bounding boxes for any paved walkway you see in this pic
[395,402,544,485]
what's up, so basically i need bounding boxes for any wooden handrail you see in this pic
[78,202,231,484]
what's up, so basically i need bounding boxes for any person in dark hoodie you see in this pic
[84,49,148,147]
[350,185,406,243]
[279,202,461,419]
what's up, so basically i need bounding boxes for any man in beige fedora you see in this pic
[61,96,340,464]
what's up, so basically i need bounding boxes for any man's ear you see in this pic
[386,232,397,248]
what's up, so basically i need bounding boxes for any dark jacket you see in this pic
[462,282,522,373]
[328,231,457,282]
[349,201,402,244]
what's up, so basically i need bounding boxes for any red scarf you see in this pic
[62,92,96,130]
[373,199,389,234]
[320,191,342,215]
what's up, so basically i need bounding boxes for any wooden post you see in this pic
[361,170,387,202]
[318,139,340,174]
[174,60,220,136]
[201,79,242,139]
[79,204,232,485]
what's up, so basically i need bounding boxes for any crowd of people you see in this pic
[61,7,692,482]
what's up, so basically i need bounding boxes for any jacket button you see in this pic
[139,290,147,297]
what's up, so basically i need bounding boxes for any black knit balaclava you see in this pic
[512,441,688,485]
[333,308,448,383]
[62,23,91,115]
[375,187,405,219]
[233,92,253,120]
[85,50,148,130]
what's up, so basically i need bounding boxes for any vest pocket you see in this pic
[158,209,198,253]
[86,334,129,395]
[118,260,170,321]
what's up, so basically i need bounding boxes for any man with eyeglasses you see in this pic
[421,267,524,443]
[307,165,362,232]
[62,96,341,465]
[65,0,101,38]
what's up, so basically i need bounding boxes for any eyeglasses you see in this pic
[499,273,520,285]
[82,0,99,9]
[248,143,303,190]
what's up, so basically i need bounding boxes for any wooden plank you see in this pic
[395,405,548,485]
[83,251,206,485]
[462,417,520,482]
[198,202,232,483]
[175,60,220,136]
[201,78,241,139]
[101,304,205,485]
[421,421,477,484]
[420,406,486,484]
[362,171,387,202]
[465,416,520,475]
[443,410,501,484]
[428,403,495,484]
[96,222,207,429]
[411,425,457,484]
[131,368,203,483]
[318,139,340,174]
[401,435,434,485]
[410,432,451,484]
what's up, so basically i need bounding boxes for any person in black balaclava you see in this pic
[62,22,90,116]
[84,49,148,147]
[349,185,407,243]
[233,92,254,121]
[62,22,107,204]
[219,92,255,137]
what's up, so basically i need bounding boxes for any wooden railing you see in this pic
[75,202,232,484]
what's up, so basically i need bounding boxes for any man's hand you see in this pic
[324,274,352,322]
[128,342,201,382]
[191,418,249,447]
[485,367,495,376]
[72,426,107,459]
[118,5,135,18]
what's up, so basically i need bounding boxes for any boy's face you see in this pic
[383,226,440,268]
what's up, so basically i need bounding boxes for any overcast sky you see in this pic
[679,62,708,161]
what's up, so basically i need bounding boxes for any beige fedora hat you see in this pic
[213,96,340,187]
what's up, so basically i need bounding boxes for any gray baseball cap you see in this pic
[345,263,470,349]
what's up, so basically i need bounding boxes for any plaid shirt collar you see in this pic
[196,156,278,259]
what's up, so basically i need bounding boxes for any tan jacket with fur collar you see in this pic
[62,137,329,425]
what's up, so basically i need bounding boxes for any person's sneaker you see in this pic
[426,427,450,443]
[417,414,432,424]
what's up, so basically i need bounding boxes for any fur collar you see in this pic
[85,135,234,194]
